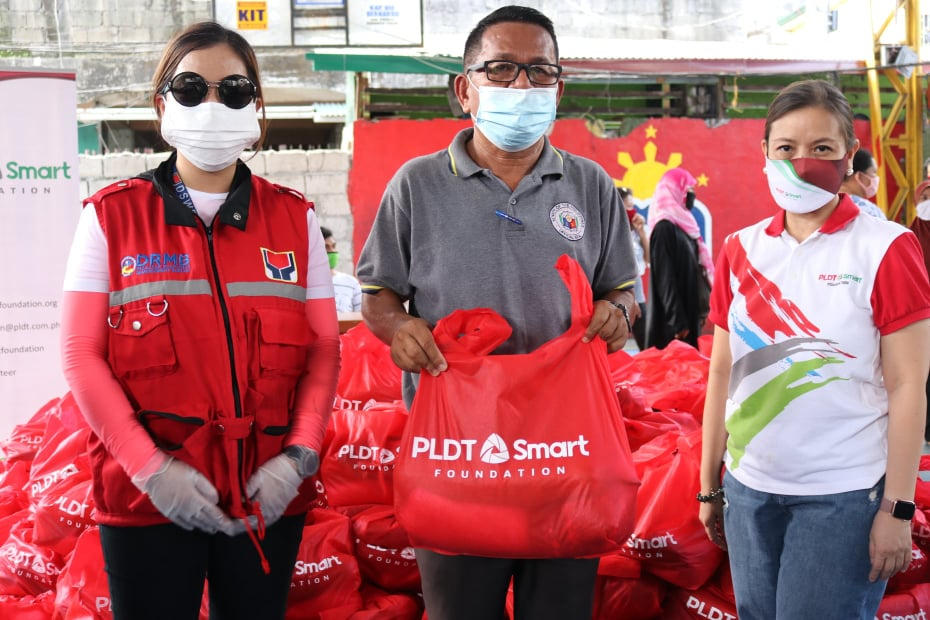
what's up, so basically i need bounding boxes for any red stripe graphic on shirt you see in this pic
[728,236,820,340]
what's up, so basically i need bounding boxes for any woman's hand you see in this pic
[699,499,727,550]
[868,511,913,582]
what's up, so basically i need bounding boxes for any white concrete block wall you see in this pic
[78,149,358,274]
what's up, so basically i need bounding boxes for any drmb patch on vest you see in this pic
[120,253,191,276]
[549,203,585,241]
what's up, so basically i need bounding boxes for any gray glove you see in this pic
[137,456,239,536]
[245,448,318,528]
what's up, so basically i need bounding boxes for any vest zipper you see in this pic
[205,224,246,502]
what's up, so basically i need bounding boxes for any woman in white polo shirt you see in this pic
[698,79,930,619]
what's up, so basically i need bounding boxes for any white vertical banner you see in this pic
[0,68,80,439]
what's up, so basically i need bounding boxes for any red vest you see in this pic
[87,158,313,526]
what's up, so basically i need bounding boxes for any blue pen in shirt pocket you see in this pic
[495,209,523,226]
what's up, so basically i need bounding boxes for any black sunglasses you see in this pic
[161,72,257,109]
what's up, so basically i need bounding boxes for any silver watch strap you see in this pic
[283,445,319,479]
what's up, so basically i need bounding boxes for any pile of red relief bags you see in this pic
[1,324,929,618]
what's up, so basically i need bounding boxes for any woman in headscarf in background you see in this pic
[645,167,713,349]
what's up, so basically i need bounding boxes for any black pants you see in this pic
[99,514,305,620]
[416,549,599,620]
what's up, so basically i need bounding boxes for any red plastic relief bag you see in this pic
[913,508,930,553]
[663,585,738,620]
[0,398,57,468]
[350,505,419,592]
[611,341,709,422]
[915,456,930,511]
[888,543,930,593]
[877,583,930,619]
[0,520,64,596]
[394,255,640,558]
[337,324,402,403]
[0,591,56,620]
[26,427,91,506]
[623,409,700,454]
[320,402,408,507]
[344,585,421,620]
[621,430,723,589]
[0,463,30,519]
[592,574,666,620]
[34,478,94,557]
[286,508,363,620]
[54,527,113,620]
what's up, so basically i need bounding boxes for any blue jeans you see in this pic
[722,471,887,620]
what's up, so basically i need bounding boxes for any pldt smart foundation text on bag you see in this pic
[394,255,640,558]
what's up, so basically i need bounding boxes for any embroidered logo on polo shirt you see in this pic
[549,203,585,241]
[261,248,298,283]
[119,253,191,277]
[817,273,862,286]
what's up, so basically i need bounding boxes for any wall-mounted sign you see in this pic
[295,0,344,6]
[347,0,422,46]
[237,1,269,29]
[215,0,292,45]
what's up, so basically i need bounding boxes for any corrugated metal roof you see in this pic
[307,34,865,76]
[561,36,862,63]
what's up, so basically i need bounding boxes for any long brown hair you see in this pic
[764,80,855,153]
[152,21,267,149]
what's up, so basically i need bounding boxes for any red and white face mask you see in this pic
[764,156,848,214]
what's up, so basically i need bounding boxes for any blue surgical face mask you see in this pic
[468,75,557,152]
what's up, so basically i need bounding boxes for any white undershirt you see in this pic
[186,187,227,227]
[64,190,335,300]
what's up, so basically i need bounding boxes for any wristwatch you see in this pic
[880,497,916,521]
[283,445,320,479]
[605,299,633,334]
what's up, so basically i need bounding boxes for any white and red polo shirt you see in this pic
[709,195,930,495]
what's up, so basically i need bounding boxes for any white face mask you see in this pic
[764,156,847,214]
[468,75,557,152]
[160,93,260,172]
[862,173,880,199]
[917,199,930,221]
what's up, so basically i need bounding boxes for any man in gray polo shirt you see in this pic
[356,5,637,620]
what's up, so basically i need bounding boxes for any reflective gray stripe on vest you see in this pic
[109,279,213,306]
[226,281,307,302]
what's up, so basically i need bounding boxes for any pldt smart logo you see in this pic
[1,161,72,180]
[411,434,590,462]
[411,433,591,480]
[818,273,863,286]
[0,160,72,197]
[480,433,510,464]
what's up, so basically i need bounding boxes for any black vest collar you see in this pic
[138,152,253,230]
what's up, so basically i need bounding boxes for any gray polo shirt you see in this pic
[357,128,637,398]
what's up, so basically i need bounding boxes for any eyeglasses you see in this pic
[466,60,563,86]
[160,72,257,109]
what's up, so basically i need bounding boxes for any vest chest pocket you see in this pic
[107,298,178,379]
[255,306,312,377]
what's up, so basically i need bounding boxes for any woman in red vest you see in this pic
[60,22,340,620]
